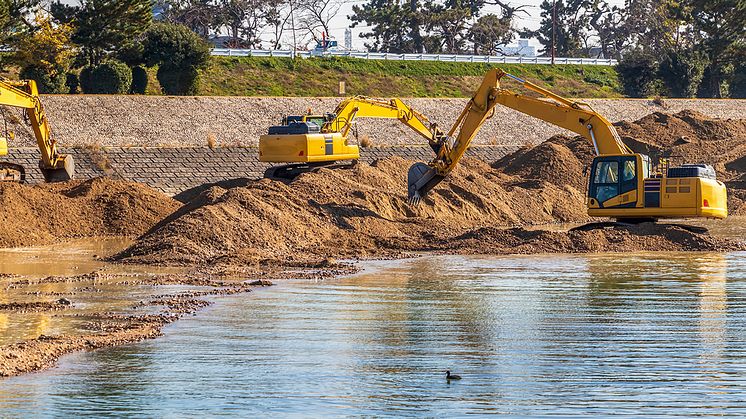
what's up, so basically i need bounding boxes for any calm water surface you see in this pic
[2,251,746,416]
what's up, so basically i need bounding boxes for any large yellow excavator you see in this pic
[408,68,727,221]
[0,78,74,182]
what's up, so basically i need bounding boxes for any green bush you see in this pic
[659,49,708,98]
[142,23,210,69]
[143,23,210,96]
[130,65,148,94]
[79,65,94,93]
[89,61,133,94]
[157,63,198,95]
[65,73,80,94]
[19,65,66,93]
[616,50,659,98]
[730,64,746,98]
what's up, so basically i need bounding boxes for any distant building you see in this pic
[345,28,353,50]
[499,39,536,57]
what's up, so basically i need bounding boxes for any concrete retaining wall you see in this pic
[5,96,745,149]
[5,145,519,196]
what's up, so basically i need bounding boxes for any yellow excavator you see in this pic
[0,78,74,182]
[407,68,727,221]
[259,96,451,178]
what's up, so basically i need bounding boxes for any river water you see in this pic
[2,249,746,416]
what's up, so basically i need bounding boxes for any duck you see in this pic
[446,370,462,380]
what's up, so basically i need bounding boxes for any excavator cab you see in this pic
[587,155,727,220]
[588,154,648,208]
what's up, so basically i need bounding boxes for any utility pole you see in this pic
[551,0,556,65]
[290,0,297,58]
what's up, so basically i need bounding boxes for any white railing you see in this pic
[210,48,618,66]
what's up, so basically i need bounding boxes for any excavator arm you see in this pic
[0,78,74,182]
[323,96,449,148]
[407,68,631,202]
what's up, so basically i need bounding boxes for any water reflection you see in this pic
[2,252,746,416]
[0,238,184,345]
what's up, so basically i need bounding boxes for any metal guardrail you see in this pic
[211,48,618,66]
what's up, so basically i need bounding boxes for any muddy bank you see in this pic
[0,267,286,378]
[0,177,180,247]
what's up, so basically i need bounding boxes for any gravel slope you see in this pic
[3,96,745,148]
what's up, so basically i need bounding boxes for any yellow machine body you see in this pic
[259,132,359,163]
[259,97,445,166]
[0,137,7,156]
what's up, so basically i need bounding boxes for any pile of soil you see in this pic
[115,128,745,266]
[0,177,180,247]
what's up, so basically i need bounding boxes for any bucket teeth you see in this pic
[407,162,444,205]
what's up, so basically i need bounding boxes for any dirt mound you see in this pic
[495,135,595,190]
[615,110,746,175]
[438,223,741,254]
[112,109,746,266]
[0,177,180,248]
[115,157,743,266]
[114,157,593,265]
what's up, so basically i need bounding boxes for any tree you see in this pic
[616,48,660,97]
[52,0,153,66]
[659,47,708,97]
[468,13,512,55]
[214,0,264,48]
[263,0,292,49]
[159,0,218,38]
[297,0,341,43]
[521,0,593,57]
[14,15,75,93]
[687,0,746,97]
[423,0,472,54]
[142,22,211,95]
[350,0,422,53]
[585,1,629,59]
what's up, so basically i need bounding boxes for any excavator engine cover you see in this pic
[40,154,74,183]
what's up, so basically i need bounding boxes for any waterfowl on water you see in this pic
[446,370,461,380]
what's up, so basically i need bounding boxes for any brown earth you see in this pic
[0,177,180,247]
[112,109,746,267]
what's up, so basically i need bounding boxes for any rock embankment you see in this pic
[4,96,746,148]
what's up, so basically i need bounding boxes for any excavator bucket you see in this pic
[407,162,445,205]
[40,155,74,183]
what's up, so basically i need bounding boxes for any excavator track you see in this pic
[264,160,358,181]
[570,221,709,234]
[0,162,25,183]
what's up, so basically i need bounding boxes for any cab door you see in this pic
[588,156,638,208]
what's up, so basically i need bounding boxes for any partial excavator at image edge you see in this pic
[0,77,74,183]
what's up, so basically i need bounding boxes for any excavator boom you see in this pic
[0,78,74,182]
